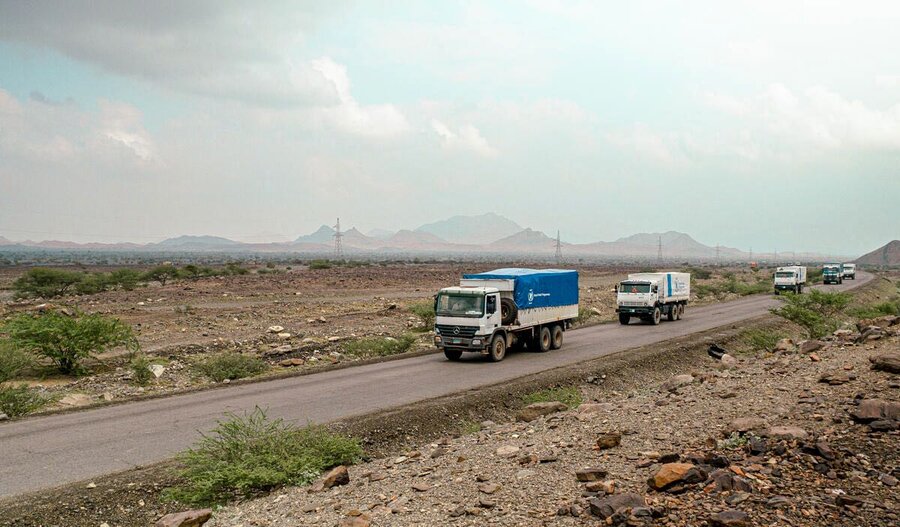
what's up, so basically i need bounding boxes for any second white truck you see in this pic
[774,265,807,294]
[616,272,690,325]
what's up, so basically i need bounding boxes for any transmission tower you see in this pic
[657,235,662,265]
[333,217,344,260]
[749,247,753,263]
[554,230,563,265]
[715,244,721,266]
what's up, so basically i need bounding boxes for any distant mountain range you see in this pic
[855,240,900,267]
[0,213,852,260]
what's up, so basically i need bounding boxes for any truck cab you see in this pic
[841,263,856,280]
[433,286,500,353]
[822,264,843,285]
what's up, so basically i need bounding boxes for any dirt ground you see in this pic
[0,263,772,415]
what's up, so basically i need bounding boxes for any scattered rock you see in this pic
[516,401,567,422]
[660,374,694,393]
[576,467,608,482]
[774,338,794,352]
[276,332,292,339]
[59,394,92,407]
[799,339,824,354]
[495,445,520,457]
[708,509,750,527]
[155,509,212,527]
[0,413,8,421]
[851,399,900,423]
[766,495,791,508]
[339,514,370,527]
[870,353,900,374]
[478,483,501,494]
[647,463,707,491]
[149,364,165,379]
[595,431,622,450]
[411,481,430,492]
[267,325,284,333]
[588,493,646,519]
[728,417,766,434]
[819,371,852,385]
[763,426,809,440]
[317,465,350,490]
[719,353,738,369]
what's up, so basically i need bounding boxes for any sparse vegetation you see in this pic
[194,353,267,382]
[522,386,582,408]
[164,408,362,505]
[718,432,750,450]
[407,302,435,331]
[12,268,83,298]
[2,311,139,375]
[771,289,851,338]
[459,420,482,435]
[130,354,154,386]
[143,265,179,286]
[308,259,332,270]
[0,340,33,383]
[848,298,900,319]
[740,328,786,353]
[682,267,712,280]
[343,334,416,357]
[0,385,51,417]
[575,305,596,324]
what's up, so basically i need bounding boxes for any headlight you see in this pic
[434,335,442,343]
[471,339,482,346]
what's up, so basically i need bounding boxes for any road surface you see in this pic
[0,272,872,498]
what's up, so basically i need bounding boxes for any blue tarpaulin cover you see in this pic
[462,268,579,309]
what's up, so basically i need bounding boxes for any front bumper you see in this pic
[434,334,488,351]
[616,306,654,315]
[774,284,798,290]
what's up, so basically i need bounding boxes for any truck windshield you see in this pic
[775,272,794,278]
[619,283,651,293]
[436,293,484,317]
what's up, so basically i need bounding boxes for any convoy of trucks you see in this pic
[433,268,579,361]
[615,272,690,325]
[773,265,807,294]
[436,261,856,360]
[823,263,843,285]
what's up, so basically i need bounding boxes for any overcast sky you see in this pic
[0,1,897,255]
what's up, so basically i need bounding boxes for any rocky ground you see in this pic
[0,263,755,415]
[206,316,900,527]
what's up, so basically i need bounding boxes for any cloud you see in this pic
[430,119,498,157]
[0,1,344,107]
[606,125,686,166]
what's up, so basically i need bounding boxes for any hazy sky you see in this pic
[0,1,897,255]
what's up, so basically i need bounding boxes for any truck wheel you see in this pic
[651,307,661,325]
[500,298,518,325]
[536,326,552,352]
[798,284,803,294]
[444,349,462,361]
[550,324,564,350]
[488,335,506,362]
[677,304,685,320]
[666,305,676,321]
[618,313,630,325]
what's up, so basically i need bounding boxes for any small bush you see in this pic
[3,311,139,375]
[0,340,33,383]
[164,408,362,505]
[718,432,750,450]
[343,335,416,357]
[0,385,50,417]
[108,269,143,290]
[130,354,154,386]
[459,420,482,435]
[225,263,249,276]
[143,265,179,286]
[195,353,267,382]
[771,290,851,338]
[575,306,596,324]
[407,302,435,331]
[522,386,582,408]
[12,268,83,298]
[741,329,785,352]
[308,260,332,270]
[849,298,900,319]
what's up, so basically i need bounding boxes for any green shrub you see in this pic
[741,329,785,352]
[72,273,109,295]
[108,269,143,290]
[807,268,824,284]
[343,335,416,358]
[575,305,596,324]
[12,268,83,298]
[408,302,435,331]
[225,263,249,275]
[195,353,267,382]
[130,354,154,386]
[0,385,50,417]
[164,408,362,505]
[0,340,33,383]
[308,260,332,270]
[771,290,851,338]
[718,432,750,450]
[849,298,900,319]
[522,386,582,408]
[3,311,139,375]
[143,265,179,285]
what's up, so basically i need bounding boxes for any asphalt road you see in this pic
[0,272,872,498]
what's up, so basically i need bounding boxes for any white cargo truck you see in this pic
[841,263,856,280]
[433,268,579,362]
[615,272,690,325]
[823,264,843,285]
[774,265,807,294]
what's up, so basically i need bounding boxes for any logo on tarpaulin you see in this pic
[528,289,534,303]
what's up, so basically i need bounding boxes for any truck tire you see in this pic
[500,298,517,325]
[536,326,552,352]
[618,313,630,325]
[488,335,506,362]
[651,307,661,325]
[444,349,462,361]
[551,324,564,350]
[677,304,685,320]
[798,284,803,294]
[667,305,676,321]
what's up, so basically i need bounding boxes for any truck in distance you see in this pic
[433,268,579,362]
[774,265,807,294]
[616,272,690,325]
[822,264,843,285]
[841,263,856,280]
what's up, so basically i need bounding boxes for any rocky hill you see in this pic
[856,240,900,267]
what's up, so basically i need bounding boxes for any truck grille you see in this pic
[435,324,478,338]
[620,301,646,307]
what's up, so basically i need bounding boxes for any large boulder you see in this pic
[575,467,608,482]
[155,509,212,527]
[851,399,900,423]
[870,353,900,374]
[708,509,750,527]
[727,417,767,434]
[774,338,794,352]
[647,463,707,491]
[763,426,809,441]
[588,493,646,519]
[799,339,824,354]
[596,432,622,450]
[516,401,567,422]
[310,465,350,491]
